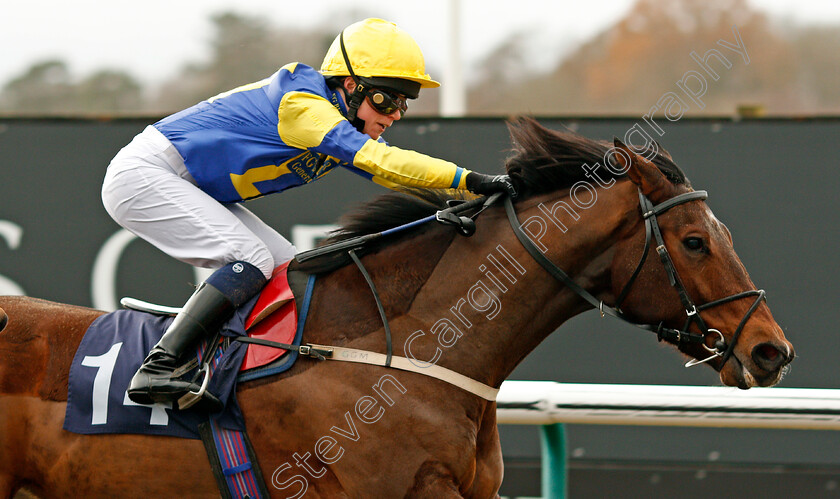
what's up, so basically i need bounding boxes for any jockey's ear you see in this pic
[342,77,357,94]
[612,138,674,203]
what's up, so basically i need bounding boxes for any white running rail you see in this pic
[496,381,840,430]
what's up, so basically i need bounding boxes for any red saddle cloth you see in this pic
[240,261,298,371]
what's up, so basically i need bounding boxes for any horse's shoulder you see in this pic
[0,296,103,400]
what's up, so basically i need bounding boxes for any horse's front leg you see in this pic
[403,460,465,498]
[403,401,502,499]
[463,402,504,499]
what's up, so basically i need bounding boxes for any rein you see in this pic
[504,189,766,369]
[295,193,499,263]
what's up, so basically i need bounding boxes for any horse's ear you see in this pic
[613,138,673,201]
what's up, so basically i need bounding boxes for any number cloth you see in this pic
[63,306,254,439]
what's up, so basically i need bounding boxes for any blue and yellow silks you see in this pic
[154,63,467,203]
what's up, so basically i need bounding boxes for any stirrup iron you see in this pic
[177,362,211,409]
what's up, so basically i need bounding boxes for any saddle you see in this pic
[121,261,314,386]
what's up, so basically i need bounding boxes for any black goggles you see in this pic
[365,88,408,117]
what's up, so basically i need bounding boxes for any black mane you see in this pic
[293,118,688,273]
[505,117,688,196]
[292,189,468,273]
[321,189,471,243]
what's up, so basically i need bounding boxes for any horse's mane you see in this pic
[506,117,688,195]
[293,117,688,274]
[325,189,471,242]
[292,189,467,273]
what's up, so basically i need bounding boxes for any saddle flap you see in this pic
[245,261,294,329]
[241,261,299,371]
[241,300,297,371]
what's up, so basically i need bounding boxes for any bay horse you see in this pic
[0,118,793,498]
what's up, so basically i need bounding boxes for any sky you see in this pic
[1,0,840,89]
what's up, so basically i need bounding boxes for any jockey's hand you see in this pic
[466,173,518,199]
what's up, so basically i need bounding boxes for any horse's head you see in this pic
[609,139,794,388]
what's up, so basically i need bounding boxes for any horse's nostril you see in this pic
[760,344,779,361]
[752,342,788,372]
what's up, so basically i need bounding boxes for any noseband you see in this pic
[504,189,766,369]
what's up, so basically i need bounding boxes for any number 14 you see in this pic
[81,342,171,426]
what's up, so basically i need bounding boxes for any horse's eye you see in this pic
[683,237,705,252]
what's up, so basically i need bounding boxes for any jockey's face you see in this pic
[356,95,402,140]
[341,78,403,140]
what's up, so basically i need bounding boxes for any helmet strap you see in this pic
[339,30,369,133]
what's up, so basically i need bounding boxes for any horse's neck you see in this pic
[412,181,640,387]
[300,183,638,389]
[302,225,457,346]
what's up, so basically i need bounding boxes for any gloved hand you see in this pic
[465,173,518,199]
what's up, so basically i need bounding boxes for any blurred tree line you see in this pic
[469,0,840,115]
[1,0,839,116]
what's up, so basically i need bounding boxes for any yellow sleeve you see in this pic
[278,89,470,190]
[277,91,346,149]
[353,140,470,190]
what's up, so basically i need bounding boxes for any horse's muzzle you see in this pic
[751,341,795,375]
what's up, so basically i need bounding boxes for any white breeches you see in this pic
[101,126,296,280]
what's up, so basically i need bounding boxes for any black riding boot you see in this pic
[127,282,234,406]
[127,261,267,407]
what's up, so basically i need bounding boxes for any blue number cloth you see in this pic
[63,303,254,439]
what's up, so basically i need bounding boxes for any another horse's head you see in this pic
[506,118,794,388]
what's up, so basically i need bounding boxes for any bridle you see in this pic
[504,189,766,369]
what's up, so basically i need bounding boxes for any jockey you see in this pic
[101,18,516,408]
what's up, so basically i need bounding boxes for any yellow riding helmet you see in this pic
[321,18,440,95]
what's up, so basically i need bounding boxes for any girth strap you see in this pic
[198,419,270,499]
[233,337,500,400]
[232,336,499,401]
[308,344,500,401]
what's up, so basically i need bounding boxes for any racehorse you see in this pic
[0,118,793,498]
